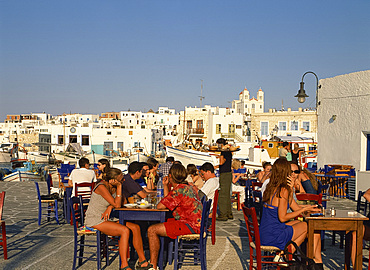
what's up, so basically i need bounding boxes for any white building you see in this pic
[316,70,370,193]
[232,88,264,115]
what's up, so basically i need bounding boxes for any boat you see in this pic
[2,170,41,182]
[165,146,219,167]
[128,146,149,163]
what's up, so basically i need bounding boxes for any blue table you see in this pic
[116,208,170,270]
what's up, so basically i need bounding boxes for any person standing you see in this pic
[278,141,290,158]
[215,138,233,221]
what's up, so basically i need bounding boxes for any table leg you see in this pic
[307,220,315,258]
[355,221,364,270]
[344,232,350,270]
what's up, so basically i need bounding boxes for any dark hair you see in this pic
[282,141,289,147]
[128,161,144,174]
[216,138,227,145]
[263,162,272,169]
[139,162,148,168]
[241,160,245,166]
[187,164,198,176]
[147,157,159,170]
[263,158,292,203]
[98,158,110,173]
[166,156,175,163]
[199,162,214,173]
[169,163,188,184]
[79,157,90,168]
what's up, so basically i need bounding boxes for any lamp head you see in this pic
[295,81,309,103]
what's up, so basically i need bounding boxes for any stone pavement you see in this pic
[0,181,368,270]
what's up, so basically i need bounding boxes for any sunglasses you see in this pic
[292,170,300,174]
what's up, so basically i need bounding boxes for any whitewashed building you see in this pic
[316,70,370,193]
[232,88,264,115]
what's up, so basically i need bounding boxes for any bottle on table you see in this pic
[156,176,164,206]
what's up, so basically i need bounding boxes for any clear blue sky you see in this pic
[1,0,369,120]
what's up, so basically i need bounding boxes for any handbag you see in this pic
[283,241,323,270]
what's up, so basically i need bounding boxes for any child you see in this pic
[147,163,203,270]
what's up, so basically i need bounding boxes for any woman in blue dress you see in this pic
[259,158,323,266]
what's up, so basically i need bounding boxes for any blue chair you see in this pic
[70,196,110,270]
[35,182,60,225]
[173,199,212,270]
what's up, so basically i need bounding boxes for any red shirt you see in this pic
[160,184,203,233]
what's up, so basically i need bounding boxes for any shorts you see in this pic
[163,218,196,239]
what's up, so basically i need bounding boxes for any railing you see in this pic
[186,128,204,135]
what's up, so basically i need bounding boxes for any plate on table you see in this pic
[124,203,137,208]
[137,203,152,209]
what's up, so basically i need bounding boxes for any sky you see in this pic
[0,0,369,120]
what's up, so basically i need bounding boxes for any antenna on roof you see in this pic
[199,79,205,107]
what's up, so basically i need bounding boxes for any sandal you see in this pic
[119,266,132,270]
[135,259,152,270]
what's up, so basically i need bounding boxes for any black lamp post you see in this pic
[295,71,319,108]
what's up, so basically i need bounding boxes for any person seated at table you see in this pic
[259,158,323,267]
[295,164,318,195]
[85,168,151,270]
[257,161,272,183]
[146,157,159,190]
[121,161,153,202]
[198,162,219,211]
[185,163,204,189]
[96,158,110,180]
[351,188,370,267]
[231,159,246,206]
[135,162,150,188]
[147,163,203,270]
[68,157,97,197]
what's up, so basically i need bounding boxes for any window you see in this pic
[261,122,268,136]
[107,131,112,135]
[81,135,89,146]
[252,104,255,109]
[291,121,298,131]
[196,120,203,129]
[186,121,192,129]
[268,143,274,148]
[278,122,287,131]
[69,135,77,143]
[245,105,248,108]
[117,142,123,151]
[216,124,221,134]
[260,105,262,109]
[236,125,242,129]
[129,131,133,135]
[303,121,310,131]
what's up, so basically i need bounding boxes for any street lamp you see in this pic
[295,71,319,108]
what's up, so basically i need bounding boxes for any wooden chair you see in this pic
[251,182,263,218]
[173,199,212,270]
[74,182,95,202]
[70,196,110,270]
[242,205,282,270]
[209,189,219,245]
[295,193,322,205]
[231,191,241,211]
[35,182,60,225]
[0,192,8,259]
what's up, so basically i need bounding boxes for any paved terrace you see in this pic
[0,181,368,270]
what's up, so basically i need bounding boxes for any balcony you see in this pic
[186,128,204,136]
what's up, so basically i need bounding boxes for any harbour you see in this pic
[0,180,369,270]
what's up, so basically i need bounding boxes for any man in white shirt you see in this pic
[68,157,96,196]
[199,162,219,211]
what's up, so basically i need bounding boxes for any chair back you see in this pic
[242,206,263,269]
[296,193,322,204]
[46,174,52,195]
[200,199,212,249]
[35,182,42,201]
[210,189,219,245]
[357,191,369,216]
[0,191,5,221]
[74,182,95,202]
[69,196,85,229]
